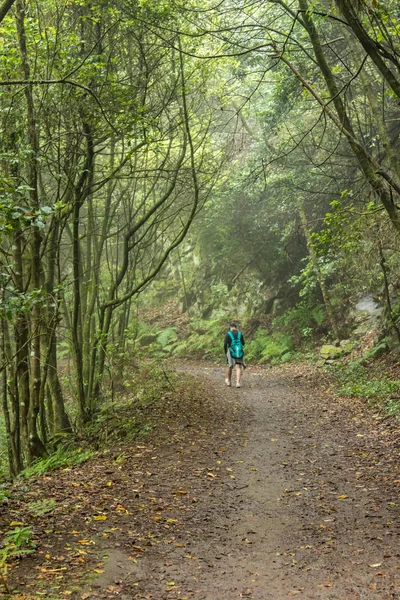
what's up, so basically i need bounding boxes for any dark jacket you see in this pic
[224,329,245,353]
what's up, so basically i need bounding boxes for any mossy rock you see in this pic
[320,344,343,360]
[137,334,158,347]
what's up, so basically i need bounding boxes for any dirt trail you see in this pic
[5,363,400,600]
[159,364,400,600]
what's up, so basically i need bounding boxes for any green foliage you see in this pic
[2,526,35,553]
[138,316,300,366]
[22,447,94,478]
[0,488,10,504]
[87,364,178,445]
[132,322,181,357]
[245,329,293,364]
[274,302,326,343]
[156,327,178,347]
[171,318,226,359]
[0,525,36,589]
[2,0,400,484]
[86,400,153,443]
[310,197,366,260]
[334,362,400,416]
[243,328,269,361]
[26,498,56,517]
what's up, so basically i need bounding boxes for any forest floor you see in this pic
[2,361,400,600]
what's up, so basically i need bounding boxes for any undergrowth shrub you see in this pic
[26,498,56,517]
[333,362,400,416]
[19,364,180,479]
[129,321,180,357]
[132,316,301,366]
[171,317,225,359]
[156,327,178,348]
[245,330,293,364]
[86,364,179,445]
[0,524,36,590]
[274,302,326,343]
[22,447,94,478]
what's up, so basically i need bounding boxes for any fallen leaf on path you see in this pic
[77,539,93,545]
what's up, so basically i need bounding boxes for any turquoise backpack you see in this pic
[228,331,244,358]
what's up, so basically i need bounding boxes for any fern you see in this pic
[22,447,94,477]
[245,329,293,364]
[311,305,326,326]
[170,317,226,359]
[156,327,178,348]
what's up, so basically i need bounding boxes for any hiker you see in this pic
[224,321,245,388]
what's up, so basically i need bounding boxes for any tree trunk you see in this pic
[16,0,45,461]
[287,1,400,233]
[334,0,400,98]
[45,218,72,434]
[12,230,30,455]
[1,306,22,477]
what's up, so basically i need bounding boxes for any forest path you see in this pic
[163,364,400,600]
[6,363,400,600]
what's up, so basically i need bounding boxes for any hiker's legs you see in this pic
[235,363,242,386]
[226,366,232,385]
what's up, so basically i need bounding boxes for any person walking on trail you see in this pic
[224,321,245,388]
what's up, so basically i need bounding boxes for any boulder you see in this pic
[320,344,343,360]
[137,334,158,347]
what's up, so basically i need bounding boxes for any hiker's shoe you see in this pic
[225,378,231,387]
[236,383,241,388]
